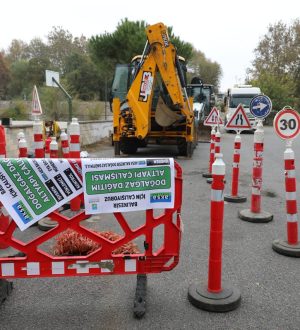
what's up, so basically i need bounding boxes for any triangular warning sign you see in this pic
[32,85,43,115]
[204,107,223,126]
[225,104,251,130]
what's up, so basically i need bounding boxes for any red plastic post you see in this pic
[251,121,264,213]
[231,133,241,197]
[214,130,221,155]
[208,126,216,174]
[284,142,299,244]
[18,138,28,158]
[0,124,6,158]
[208,153,225,293]
[33,118,45,158]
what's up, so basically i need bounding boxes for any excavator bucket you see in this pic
[197,122,211,143]
[155,96,181,127]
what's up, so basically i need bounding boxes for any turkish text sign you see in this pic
[0,159,83,231]
[82,158,175,214]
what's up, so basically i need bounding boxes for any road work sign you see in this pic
[204,107,223,126]
[274,107,300,140]
[32,85,43,115]
[225,104,251,131]
[82,158,175,214]
[0,159,82,230]
[250,95,272,119]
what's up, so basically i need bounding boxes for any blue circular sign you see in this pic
[250,95,272,119]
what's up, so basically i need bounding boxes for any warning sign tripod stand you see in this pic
[0,160,183,318]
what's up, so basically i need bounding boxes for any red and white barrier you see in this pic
[33,119,44,158]
[69,118,80,158]
[224,133,246,203]
[0,205,10,249]
[60,130,70,158]
[18,138,28,158]
[188,153,241,312]
[50,137,58,158]
[214,129,221,155]
[239,121,273,222]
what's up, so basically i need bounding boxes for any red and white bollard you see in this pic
[188,153,241,312]
[50,137,58,158]
[45,137,51,158]
[206,129,221,184]
[224,132,246,203]
[60,130,70,158]
[68,118,81,212]
[33,118,44,158]
[18,137,28,158]
[239,121,273,222]
[272,140,300,257]
[0,124,6,158]
[69,118,81,158]
[203,126,216,178]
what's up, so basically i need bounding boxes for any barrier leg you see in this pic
[238,121,273,222]
[188,153,241,312]
[224,132,246,203]
[133,274,147,318]
[272,141,300,257]
[203,126,216,178]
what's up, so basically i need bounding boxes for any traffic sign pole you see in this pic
[272,107,300,257]
[238,121,273,223]
[224,132,246,203]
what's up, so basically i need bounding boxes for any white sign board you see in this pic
[225,104,251,131]
[204,107,223,126]
[0,159,82,230]
[82,158,175,214]
[45,70,60,87]
[273,108,300,140]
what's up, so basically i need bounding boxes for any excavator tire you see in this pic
[177,138,194,157]
[114,141,120,156]
[120,138,138,155]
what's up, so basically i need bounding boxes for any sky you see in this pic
[1,0,299,92]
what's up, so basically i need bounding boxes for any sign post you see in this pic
[239,95,273,223]
[272,107,300,257]
[224,104,251,203]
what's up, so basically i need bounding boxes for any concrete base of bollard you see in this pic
[272,239,300,257]
[238,209,273,223]
[38,217,57,231]
[0,279,13,304]
[224,195,247,203]
[188,282,241,312]
[202,173,212,178]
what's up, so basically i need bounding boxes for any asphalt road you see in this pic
[0,126,300,330]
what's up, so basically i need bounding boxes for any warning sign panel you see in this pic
[82,158,175,214]
[225,104,252,131]
[0,159,82,231]
[204,107,223,126]
[32,85,43,116]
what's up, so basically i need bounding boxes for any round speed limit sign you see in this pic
[273,108,300,140]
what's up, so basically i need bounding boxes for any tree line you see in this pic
[247,19,300,110]
[0,19,222,103]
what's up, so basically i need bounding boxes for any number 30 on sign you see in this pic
[273,107,300,140]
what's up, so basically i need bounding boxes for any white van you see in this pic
[224,85,261,129]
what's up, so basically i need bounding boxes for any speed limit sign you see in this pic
[273,108,300,140]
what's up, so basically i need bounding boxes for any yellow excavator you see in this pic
[111,22,197,157]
